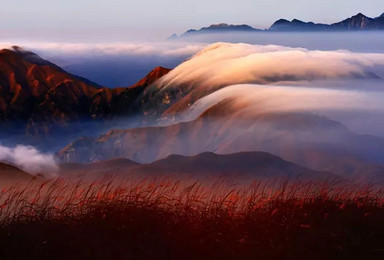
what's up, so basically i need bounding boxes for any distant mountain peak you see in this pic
[351,12,372,21]
[291,19,305,23]
[331,12,375,30]
[269,18,328,31]
[131,66,171,88]
[272,19,290,25]
[5,45,56,67]
[203,23,254,30]
[207,23,230,28]
[180,23,259,37]
[355,12,365,17]
[175,12,384,37]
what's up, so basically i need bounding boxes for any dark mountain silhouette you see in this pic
[269,19,329,31]
[269,13,384,31]
[176,12,384,37]
[181,23,260,37]
[59,151,336,181]
[330,13,379,30]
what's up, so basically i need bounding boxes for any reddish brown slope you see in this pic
[0,162,37,184]
[131,66,171,89]
[0,47,171,135]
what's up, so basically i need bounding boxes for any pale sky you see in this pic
[1,0,384,41]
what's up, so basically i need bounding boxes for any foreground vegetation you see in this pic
[0,178,384,259]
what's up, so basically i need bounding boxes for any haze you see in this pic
[1,0,384,41]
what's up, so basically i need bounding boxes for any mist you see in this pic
[2,39,384,177]
[176,31,384,53]
[159,42,384,91]
[2,31,384,87]
[138,42,384,138]
[184,83,384,137]
[38,40,384,179]
[0,144,58,175]
[0,41,205,87]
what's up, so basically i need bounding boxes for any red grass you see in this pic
[1,177,384,259]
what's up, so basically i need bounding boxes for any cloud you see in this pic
[0,40,206,86]
[145,43,384,137]
[186,84,384,120]
[158,42,384,92]
[0,41,205,58]
[0,144,58,176]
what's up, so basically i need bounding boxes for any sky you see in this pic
[1,0,384,41]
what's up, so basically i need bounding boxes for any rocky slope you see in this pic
[0,46,170,136]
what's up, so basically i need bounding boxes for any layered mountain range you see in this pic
[58,99,384,179]
[59,151,335,182]
[57,43,384,181]
[1,43,384,182]
[176,12,384,37]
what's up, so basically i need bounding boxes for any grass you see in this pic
[0,177,384,259]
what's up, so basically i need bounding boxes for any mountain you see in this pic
[176,12,384,36]
[330,13,376,30]
[0,162,36,183]
[58,98,384,179]
[59,151,336,182]
[58,41,384,180]
[132,152,336,181]
[177,23,261,38]
[269,19,329,31]
[182,23,260,37]
[59,158,139,180]
[269,13,384,31]
[0,47,171,137]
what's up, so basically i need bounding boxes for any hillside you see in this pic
[0,46,170,136]
[59,151,336,181]
[0,162,36,183]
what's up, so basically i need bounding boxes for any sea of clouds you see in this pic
[0,41,206,87]
[152,42,384,137]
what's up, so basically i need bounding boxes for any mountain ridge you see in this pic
[0,162,37,183]
[174,12,384,37]
[58,151,336,181]
[57,102,384,180]
[0,47,171,137]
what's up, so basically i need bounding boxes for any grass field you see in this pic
[0,177,384,259]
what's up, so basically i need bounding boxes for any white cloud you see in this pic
[0,41,205,57]
[150,43,384,137]
[158,42,384,92]
[186,84,384,120]
[0,144,58,176]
